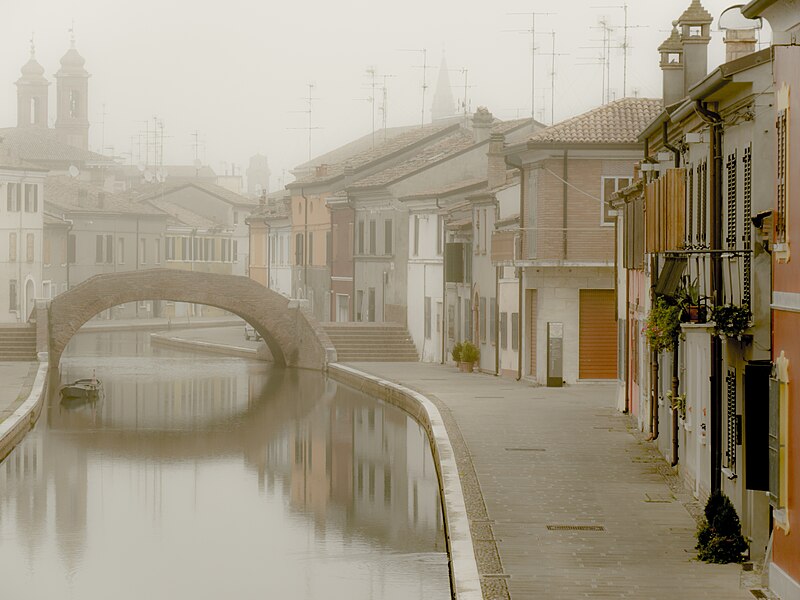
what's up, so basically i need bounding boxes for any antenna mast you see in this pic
[288,83,322,162]
[593,3,645,97]
[508,11,555,121]
[399,48,432,128]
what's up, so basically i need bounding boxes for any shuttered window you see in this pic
[579,289,617,379]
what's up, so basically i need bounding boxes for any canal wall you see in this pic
[327,363,482,600]
[0,362,48,463]
[149,332,272,361]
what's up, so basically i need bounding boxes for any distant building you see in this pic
[431,53,457,123]
[246,154,270,196]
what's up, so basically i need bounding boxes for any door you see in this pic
[368,288,376,322]
[527,289,538,376]
[579,289,617,379]
[336,294,350,322]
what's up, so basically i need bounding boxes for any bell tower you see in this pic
[55,28,90,150]
[15,36,49,128]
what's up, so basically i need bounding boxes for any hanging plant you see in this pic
[711,304,751,338]
[643,296,681,352]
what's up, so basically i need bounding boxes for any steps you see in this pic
[0,324,37,361]
[322,323,419,362]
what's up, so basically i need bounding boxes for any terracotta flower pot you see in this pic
[459,361,474,373]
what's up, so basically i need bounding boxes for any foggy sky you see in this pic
[3,0,766,188]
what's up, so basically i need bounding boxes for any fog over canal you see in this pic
[0,329,449,599]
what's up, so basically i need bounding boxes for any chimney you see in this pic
[678,0,713,95]
[343,165,354,187]
[724,27,757,62]
[659,23,685,106]
[487,132,507,189]
[315,163,328,178]
[472,107,493,143]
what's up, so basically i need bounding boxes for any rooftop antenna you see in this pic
[378,74,395,142]
[540,31,568,125]
[399,48,432,128]
[459,68,475,125]
[288,83,322,162]
[584,16,616,103]
[593,3,646,97]
[68,20,76,48]
[507,11,555,121]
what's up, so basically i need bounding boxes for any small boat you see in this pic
[60,375,102,401]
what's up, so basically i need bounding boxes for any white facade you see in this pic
[268,225,292,297]
[0,168,45,323]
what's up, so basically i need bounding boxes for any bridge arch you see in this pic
[46,269,336,369]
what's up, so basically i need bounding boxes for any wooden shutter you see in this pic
[579,289,617,379]
[528,289,538,376]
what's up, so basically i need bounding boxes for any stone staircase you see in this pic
[322,323,419,362]
[0,324,37,361]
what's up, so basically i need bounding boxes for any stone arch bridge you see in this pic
[38,269,336,369]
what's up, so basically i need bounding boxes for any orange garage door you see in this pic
[579,289,617,379]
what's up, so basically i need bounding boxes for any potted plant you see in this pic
[643,296,681,352]
[677,278,707,323]
[711,304,752,339]
[696,490,749,563]
[666,391,686,420]
[451,342,463,365]
[459,341,480,373]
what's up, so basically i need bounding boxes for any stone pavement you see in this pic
[0,362,38,430]
[347,362,760,600]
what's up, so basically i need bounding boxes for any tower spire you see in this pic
[431,51,456,122]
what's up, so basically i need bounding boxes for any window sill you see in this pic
[773,508,790,532]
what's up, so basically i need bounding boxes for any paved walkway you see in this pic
[0,362,38,428]
[346,362,760,600]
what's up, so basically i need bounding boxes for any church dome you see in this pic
[60,47,86,69]
[21,56,45,77]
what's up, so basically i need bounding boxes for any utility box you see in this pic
[547,322,563,387]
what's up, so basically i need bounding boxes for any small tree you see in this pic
[696,490,748,563]
[460,341,480,364]
[451,342,463,363]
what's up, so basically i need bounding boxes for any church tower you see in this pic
[54,30,90,150]
[15,37,49,128]
[431,53,456,122]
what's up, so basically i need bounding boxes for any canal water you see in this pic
[0,330,450,599]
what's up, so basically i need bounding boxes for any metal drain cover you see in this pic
[546,525,605,531]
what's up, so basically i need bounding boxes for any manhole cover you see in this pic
[505,448,546,452]
[546,525,605,531]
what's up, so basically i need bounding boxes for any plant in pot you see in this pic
[459,341,480,373]
[695,490,749,563]
[677,278,707,323]
[643,296,681,352]
[451,342,463,366]
[711,304,752,339]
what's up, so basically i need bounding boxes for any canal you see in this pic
[0,329,450,599]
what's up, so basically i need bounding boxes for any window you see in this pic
[26,233,34,262]
[357,220,365,254]
[356,289,364,321]
[601,176,631,225]
[155,238,161,264]
[233,211,239,225]
[369,219,376,255]
[424,296,432,339]
[308,232,314,266]
[776,108,788,253]
[43,238,51,265]
[295,233,304,265]
[726,151,737,250]
[233,240,238,262]
[106,234,113,264]
[413,215,420,256]
[9,279,18,311]
[490,297,496,344]
[119,238,126,264]
[7,183,20,211]
[139,238,147,264]
[368,288,376,322]
[483,209,489,253]
[9,232,17,262]
[480,297,487,342]
[96,235,104,263]
[326,230,332,266]
[182,237,191,260]
[475,209,481,254]
[511,312,519,351]
[69,89,80,118]
[500,312,508,349]
[24,184,38,212]
[724,368,738,477]
[437,215,443,255]
[68,235,76,264]
[384,219,393,255]
[464,298,472,343]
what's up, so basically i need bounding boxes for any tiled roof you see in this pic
[291,122,458,186]
[250,196,291,220]
[0,127,112,165]
[44,176,164,216]
[527,98,663,146]
[129,181,258,207]
[115,164,218,180]
[145,198,218,229]
[43,211,71,226]
[0,141,44,170]
[399,178,487,201]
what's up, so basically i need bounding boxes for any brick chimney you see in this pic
[315,163,328,178]
[659,22,685,106]
[678,0,713,95]
[724,27,757,62]
[472,107,493,143]
[487,132,507,189]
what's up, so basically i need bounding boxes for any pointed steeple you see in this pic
[430,52,456,122]
[55,24,91,150]
[16,33,50,128]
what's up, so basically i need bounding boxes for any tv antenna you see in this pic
[540,31,569,125]
[399,48,432,128]
[288,83,322,162]
[593,3,646,97]
[378,74,395,142]
[507,11,555,121]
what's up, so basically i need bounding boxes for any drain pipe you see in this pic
[695,100,724,493]
[671,334,680,466]
[495,264,500,375]
[650,254,659,440]
[437,197,446,365]
[663,121,681,168]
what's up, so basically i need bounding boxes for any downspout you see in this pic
[300,188,309,298]
[650,254,659,440]
[671,333,680,466]
[562,150,568,259]
[517,167,525,381]
[349,195,356,321]
[495,264,500,375]
[663,121,681,168]
[437,197,446,364]
[695,100,724,493]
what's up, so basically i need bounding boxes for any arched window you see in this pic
[69,90,80,118]
[30,97,38,125]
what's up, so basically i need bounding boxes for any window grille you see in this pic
[725,368,737,475]
[776,109,788,244]
[687,167,694,248]
[699,161,708,248]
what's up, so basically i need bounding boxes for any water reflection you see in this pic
[0,330,449,599]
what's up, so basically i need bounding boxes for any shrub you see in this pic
[711,304,751,338]
[460,341,480,363]
[695,490,748,563]
[643,296,681,352]
[451,342,463,363]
